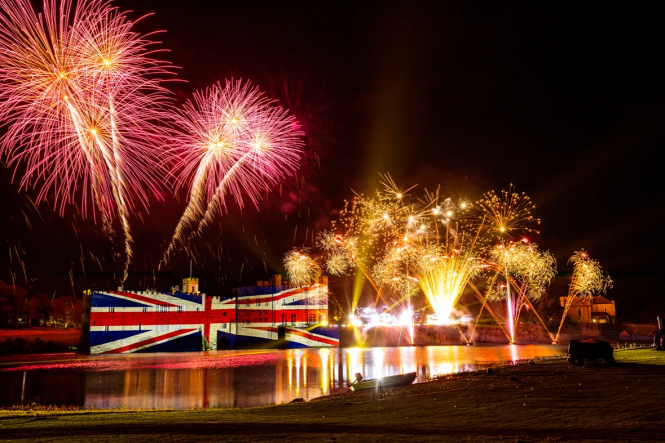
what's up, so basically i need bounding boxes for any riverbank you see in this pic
[0,328,80,355]
[0,328,80,343]
[343,322,658,347]
[1,348,663,441]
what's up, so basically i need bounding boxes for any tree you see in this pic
[51,296,76,328]
[0,281,28,329]
[27,293,51,327]
[70,300,83,327]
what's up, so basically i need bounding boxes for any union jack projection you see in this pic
[84,277,339,354]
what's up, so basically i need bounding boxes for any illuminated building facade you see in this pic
[559,295,617,324]
[80,275,338,354]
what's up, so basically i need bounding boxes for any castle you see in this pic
[560,295,617,324]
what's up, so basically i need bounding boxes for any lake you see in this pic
[0,344,565,409]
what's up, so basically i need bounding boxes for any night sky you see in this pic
[1,1,663,321]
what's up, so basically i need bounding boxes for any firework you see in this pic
[0,0,174,279]
[163,80,303,261]
[567,250,613,298]
[313,173,483,321]
[554,249,612,342]
[468,185,540,239]
[488,240,557,301]
[283,247,321,287]
[465,185,542,342]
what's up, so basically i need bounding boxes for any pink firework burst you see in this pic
[164,79,303,260]
[0,0,176,277]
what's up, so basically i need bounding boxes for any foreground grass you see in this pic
[1,348,663,442]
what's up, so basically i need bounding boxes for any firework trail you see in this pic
[468,185,541,342]
[163,80,303,264]
[0,0,174,280]
[488,239,557,342]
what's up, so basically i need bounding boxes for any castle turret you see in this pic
[182,278,199,294]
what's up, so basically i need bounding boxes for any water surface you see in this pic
[0,345,565,409]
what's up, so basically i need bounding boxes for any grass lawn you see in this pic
[0,348,663,442]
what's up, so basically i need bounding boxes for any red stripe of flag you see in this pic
[287,328,338,346]
[114,292,179,308]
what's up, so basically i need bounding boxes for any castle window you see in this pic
[177,305,184,313]
[577,308,582,318]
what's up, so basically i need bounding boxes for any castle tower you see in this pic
[182,260,199,294]
[182,278,199,294]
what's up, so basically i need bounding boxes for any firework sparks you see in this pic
[567,249,613,298]
[0,0,174,280]
[283,248,321,287]
[163,80,303,263]
[488,240,557,301]
[468,185,540,239]
[400,242,484,325]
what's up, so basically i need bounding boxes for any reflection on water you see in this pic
[0,345,564,409]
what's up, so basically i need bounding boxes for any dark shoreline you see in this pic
[1,348,663,442]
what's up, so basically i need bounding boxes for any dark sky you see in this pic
[2,1,663,320]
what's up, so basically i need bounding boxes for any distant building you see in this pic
[559,295,617,324]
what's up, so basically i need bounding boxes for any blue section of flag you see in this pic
[92,293,151,308]
[134,331,202,353]
[225,333,278,349]
[90,329,147,346]
[308,326,340,339]
[284,341,309,349]
[168,291,203,304]
[281,298,310,306]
